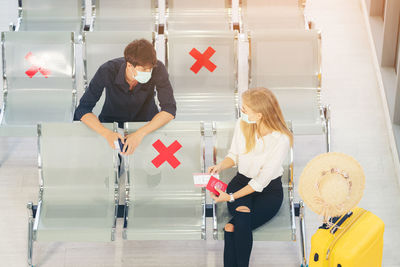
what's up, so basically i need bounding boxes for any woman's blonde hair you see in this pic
[241,87,293,153]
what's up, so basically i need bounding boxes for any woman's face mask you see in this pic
[241,113,257,124]
[241,102,259,124]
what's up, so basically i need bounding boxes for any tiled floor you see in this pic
[1,0,400,266]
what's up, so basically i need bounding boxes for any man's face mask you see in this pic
[129,63,153,84]
[134,69,152,84]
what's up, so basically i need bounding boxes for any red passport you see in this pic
[206,176,227,196]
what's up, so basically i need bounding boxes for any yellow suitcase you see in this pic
[309,207,384,267]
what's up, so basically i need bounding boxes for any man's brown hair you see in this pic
[124,39,157,68]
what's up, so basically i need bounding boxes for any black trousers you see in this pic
[223,172,283,267]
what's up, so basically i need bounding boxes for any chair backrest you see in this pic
[93,0,156,31]
[167,0,228,12]
[123,121,205,240]
[18,0,84,32]
[271,88,321,126]
[1,31,76,127]
[243,0,301,11]
[166,15,231,31]
[2,31,75,90]
[35,122,118,242]
[167,31,237,94]
[173,93,239,121]
[1,90,76,127]
[167,31,238,121]
[94,0,155,18]
[83,31,154,116]
[244,9,305,30]
[242,0,305,30]
[250,29,321,89]
[21,0,83,20]
[124,121,204,194]
[38,122,116,190]
[166,0,231,31]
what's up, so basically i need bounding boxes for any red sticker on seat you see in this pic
[189,47,217,74]
[24,52,51,78]
[152,139,182,169]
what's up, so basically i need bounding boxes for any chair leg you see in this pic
[299,201,308,267]
[27,202,34,267]
[323,105,331,152]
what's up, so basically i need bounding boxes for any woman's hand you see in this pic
[208,163,223,175]
[210,188,230,203]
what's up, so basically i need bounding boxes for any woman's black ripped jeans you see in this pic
[223,172,283,267]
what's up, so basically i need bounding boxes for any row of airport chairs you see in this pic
[0,30,331,151]
[11,0,308,33]
[27,121,308,267]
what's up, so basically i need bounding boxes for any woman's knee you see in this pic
[233,206,252,230]
[236,206,251,213]
[225,223,235,232]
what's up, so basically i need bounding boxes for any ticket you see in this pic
[193,173,220,187]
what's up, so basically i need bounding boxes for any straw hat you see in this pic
[299,152,365,222]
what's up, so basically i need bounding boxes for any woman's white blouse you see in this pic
[226,119,291,192]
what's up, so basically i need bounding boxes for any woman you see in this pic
[209,87,293,267]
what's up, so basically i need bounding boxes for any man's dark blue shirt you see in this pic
[74,58,176,127]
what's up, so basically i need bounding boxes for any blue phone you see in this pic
[118,138,125,152]
[115,138,126,152]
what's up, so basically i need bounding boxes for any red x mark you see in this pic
[152,139,182,169]
[25,52,51,78]
[189,47,217,74]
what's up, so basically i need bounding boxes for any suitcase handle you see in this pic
[330,211,353,234]
[326,209,367,260]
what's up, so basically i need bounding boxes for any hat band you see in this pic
[314,168,353,220]
[316,168,352,194]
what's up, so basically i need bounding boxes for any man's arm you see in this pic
[136,111,174,136]
[74,65,105,122]
[81,113,124,149]
[74,64,122,148]
[123,61,176,155]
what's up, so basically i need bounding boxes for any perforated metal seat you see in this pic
[15,0,85,33]
[242,0,306,30]
[166,0,231,31]
[123,121,206,240]
[27,122,119,266]
[0,31,76,136]
[91,0,156,31]
[167,31,239,121]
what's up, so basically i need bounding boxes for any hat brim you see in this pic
[299,152,365,218]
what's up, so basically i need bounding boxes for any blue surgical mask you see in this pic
[241,113,257,124]
[134,69,152,84]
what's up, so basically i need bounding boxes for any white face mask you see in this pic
[134,69,152,84]
[241,113,257,124]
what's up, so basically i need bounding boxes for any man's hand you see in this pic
[122,130,146,155]
[102,128,124,150]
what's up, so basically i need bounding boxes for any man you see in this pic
[74,39,176,155]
